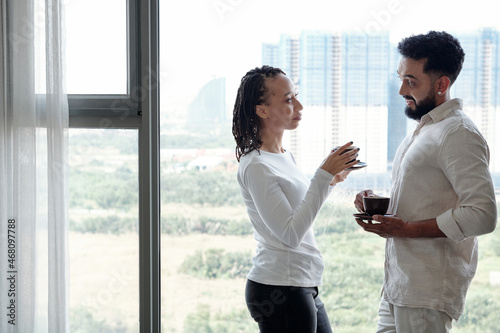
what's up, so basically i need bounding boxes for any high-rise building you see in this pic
[278,34,300,85]
[292,31,342,173]
[262,43,279,69]
[341,31,389,106]
[338,31,390,174]
[262,34,300,83]
[299,31,338,106]
[263,34,302,160]
[454,28,500,173]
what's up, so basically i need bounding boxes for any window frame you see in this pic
[68,0,161,332]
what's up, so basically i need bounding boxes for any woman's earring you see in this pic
[437,91,442,95]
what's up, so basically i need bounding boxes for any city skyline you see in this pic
[161,0,500,112]
[170,27,500,179]
[160,21,500,190]
[260,28,500,175]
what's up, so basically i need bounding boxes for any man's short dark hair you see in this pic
[398,31,465,85]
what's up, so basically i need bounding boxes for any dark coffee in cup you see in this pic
[363,196,390,216]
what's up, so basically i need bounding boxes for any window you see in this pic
[159,1,500,332]
[67,0,160,331]
[67,0,500,332]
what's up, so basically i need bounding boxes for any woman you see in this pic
[232,65,359,332]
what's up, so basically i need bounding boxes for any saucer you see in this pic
[348,162,367,170]
[353,213,393,220]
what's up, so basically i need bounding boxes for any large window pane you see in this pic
[160,1,500,332]
[69,129,139,332]
[65,0,127,94]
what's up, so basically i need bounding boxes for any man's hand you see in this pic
[355,215,446,238]
[354,189,375,212]
[355,215,409,238]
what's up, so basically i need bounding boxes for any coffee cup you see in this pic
[333,145,358,164]
[363,196,390,216]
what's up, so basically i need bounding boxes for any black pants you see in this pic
[245,279,333,333]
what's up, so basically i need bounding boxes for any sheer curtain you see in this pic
[0,0,69,332]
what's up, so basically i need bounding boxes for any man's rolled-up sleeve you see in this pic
[436,126,497,242]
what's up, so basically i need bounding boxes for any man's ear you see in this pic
[256,105,268,119]
[436,76,451,94]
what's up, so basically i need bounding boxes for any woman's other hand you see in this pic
[330,170,351,185]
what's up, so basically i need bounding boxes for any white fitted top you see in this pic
[237,149,334,287]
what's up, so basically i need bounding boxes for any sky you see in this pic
[62,0,500,111]
[159,0,500,112]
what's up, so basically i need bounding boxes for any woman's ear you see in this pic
[256,105,268,119]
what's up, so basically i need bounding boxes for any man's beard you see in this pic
[404,93,437,120]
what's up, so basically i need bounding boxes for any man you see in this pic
[354,31,497,332]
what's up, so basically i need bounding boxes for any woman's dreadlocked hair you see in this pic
[232,65,285,162]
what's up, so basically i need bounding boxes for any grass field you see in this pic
[69,230,500,332]
[69,232,256,332]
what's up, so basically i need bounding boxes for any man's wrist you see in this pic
[406,218,446,238]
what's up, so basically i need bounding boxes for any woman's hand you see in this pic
[330,170,351,185]
[320,141,359,177]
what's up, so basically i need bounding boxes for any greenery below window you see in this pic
[69,132,500,333]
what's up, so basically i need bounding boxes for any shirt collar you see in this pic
[420,98,463,125]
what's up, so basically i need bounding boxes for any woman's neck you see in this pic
[259,127,285,153]
[260,136,284,154]
[260,143,285,154]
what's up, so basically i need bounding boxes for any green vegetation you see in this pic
[456,291,500,332]
[68,131,500,332]
[182,306,252,333]
[69,165,138,211]
[71,215,138,234]
[162,169,242,206]
[70,307,128,333]
[161,214,252,236]
[161,133,233,150]
[180,248,252,279]
[70,130,139,155]
[161,123,234,149]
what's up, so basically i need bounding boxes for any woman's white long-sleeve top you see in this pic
[237,149,334,287]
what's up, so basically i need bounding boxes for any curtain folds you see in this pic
[0,0,69,332]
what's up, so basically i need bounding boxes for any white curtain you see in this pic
[0,0,69,332]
